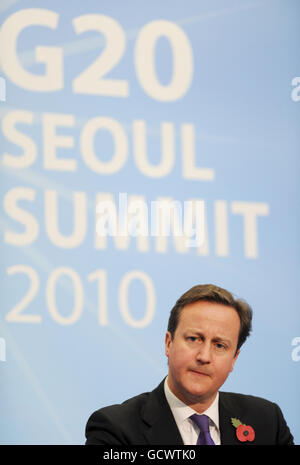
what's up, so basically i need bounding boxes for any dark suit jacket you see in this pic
[85,379,294,445]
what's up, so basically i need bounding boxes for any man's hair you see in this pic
[167,284,252,352]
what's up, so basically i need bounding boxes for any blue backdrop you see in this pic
[0,0,299,445]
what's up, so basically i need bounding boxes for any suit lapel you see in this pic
[219,392,245,445]
[139,383,252,445]
[141,380,184,445]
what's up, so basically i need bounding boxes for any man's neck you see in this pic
[166,376,218,413]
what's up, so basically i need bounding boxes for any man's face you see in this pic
[165,301,240,409]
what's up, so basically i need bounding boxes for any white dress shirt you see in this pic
[164,377,221,445]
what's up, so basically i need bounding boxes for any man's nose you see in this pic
[196,341,211,363]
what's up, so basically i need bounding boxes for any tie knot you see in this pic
[190,414,210,432]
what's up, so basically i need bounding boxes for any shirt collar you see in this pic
[164,376,219,430]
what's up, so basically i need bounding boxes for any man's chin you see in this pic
[168,376,214,405]
[180,382,212,403]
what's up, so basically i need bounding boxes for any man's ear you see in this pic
[165,331,172,356]
[230,349,240,372]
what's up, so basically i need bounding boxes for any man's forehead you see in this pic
[176,302,240,333]
[180,301,239,318]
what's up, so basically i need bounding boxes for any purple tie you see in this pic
[190,414,215,445]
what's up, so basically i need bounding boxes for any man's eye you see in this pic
[187,336,197,341]
[216,343,226,349]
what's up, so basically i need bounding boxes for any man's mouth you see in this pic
[190,369,210,377]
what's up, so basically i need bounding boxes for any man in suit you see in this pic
[85,284,294,445]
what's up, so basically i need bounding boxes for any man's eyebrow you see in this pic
[184,329,232,344]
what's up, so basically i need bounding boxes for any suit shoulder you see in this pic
[85,389,159,444]
[220,391,294,445]
[221,391,276,408]
[220,391,284,420]
[88,390,150,423]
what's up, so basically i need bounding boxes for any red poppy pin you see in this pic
[231,418,255,442]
